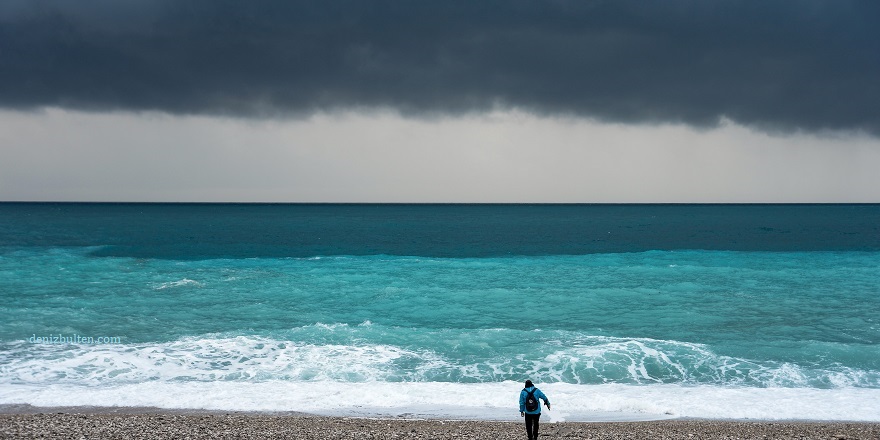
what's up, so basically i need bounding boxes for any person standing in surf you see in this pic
[519,380,550,440]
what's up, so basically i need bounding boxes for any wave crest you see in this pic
[2,328,877,388]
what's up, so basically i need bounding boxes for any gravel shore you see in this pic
[1,412,878,440]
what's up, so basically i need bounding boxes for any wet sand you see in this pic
[1,407,878,440]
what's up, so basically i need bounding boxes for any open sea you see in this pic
[1,203,878,421]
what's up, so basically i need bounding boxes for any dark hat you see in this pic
[524,380,533,388]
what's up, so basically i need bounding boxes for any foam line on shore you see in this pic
[3,382,880,422]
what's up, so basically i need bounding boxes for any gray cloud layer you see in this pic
[1,0,878,133]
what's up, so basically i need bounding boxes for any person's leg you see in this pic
[525,414,540,439]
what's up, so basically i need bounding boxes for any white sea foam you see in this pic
[153,278,203,290]
[2,330,878,421]
[2,333,876,388]
[0,336,453,384]
[2,381,880,422]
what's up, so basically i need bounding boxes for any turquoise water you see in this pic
[1,204,879,420]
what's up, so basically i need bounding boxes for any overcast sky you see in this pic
[2,0,879,202]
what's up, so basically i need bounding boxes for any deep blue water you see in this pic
[1,203,878,420]
[1,203,878,258]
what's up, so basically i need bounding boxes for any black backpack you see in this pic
[524,388,539,412]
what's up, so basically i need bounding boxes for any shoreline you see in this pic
[1,411,879,440]
[2,404,878,424]
[0,403,309,417]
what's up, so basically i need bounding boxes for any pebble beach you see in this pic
[2,410,879,440]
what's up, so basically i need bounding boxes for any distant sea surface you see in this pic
[1,203,878,421]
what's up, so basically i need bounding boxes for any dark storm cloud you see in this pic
[1,0,878,133]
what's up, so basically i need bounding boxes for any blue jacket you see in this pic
[519,386,549,414]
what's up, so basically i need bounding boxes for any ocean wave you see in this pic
[2,330,877,388]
